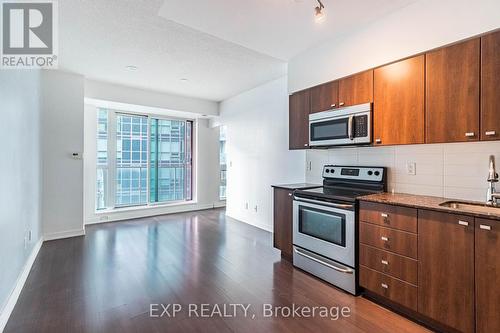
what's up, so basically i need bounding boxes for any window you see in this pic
[219,126,227,200]
[96,109,108,210]
[150,119,193,203]
[95,109,194,210]
[115,114,148,206]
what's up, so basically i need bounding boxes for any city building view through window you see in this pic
[95,109,193,210]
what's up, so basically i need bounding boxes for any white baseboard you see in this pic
[43,228,86,241]
[0,238,43,333]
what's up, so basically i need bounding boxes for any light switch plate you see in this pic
[406,162,416,175]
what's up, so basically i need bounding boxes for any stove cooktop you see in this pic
[294,165,387,203]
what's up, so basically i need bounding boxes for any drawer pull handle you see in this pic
[339,102,345,106]
[480,224,491,231]
[458,220,469,226]
[381,260,389,265]
[465,132,475,137]
[381,213,388,218]
[288,193,292,197]
[330,103,336,107]
[375,138,382,144]
[381,236,389,241]
[485,131,496,136]
[381,283,388,289]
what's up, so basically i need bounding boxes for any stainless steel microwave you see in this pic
[309,103,372,147]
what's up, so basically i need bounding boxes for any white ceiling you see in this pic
[159,0,418,61]
[59,0,416,102]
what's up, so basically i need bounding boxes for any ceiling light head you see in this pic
[125,65,138,71]
[314,0,325,23]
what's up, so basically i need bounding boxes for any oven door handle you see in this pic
[293,196,354,210]
[294,247,354,274]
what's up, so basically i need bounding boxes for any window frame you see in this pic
[95,108,196,212]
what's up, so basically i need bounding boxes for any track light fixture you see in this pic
[314,0,325,23]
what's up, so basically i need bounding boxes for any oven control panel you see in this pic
[322,165,385,182]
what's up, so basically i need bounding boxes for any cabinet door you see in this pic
[289,90,310,149]
[426,39,480,143]
[273,188,294,260]
[310,81,338,113]
[374,56,425,145]
[418,210,474,333]
[481,31,500,141]
[475,218,500,333]
[338,70,373,107]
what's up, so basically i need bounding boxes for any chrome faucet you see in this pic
[486,155,500,206]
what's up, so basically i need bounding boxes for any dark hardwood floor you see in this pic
[5,208,429,333]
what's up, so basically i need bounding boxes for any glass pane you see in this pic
[219,125,227,200]
[149,119,192,203]
[299,206,346,246]
[116,114,148,207]
[96,109,108,210]
[311,118,349,141]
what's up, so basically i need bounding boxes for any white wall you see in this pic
[83,107,223,225]
[289,0,500,92]
[306,142,500,202]
[85,79,219,116]
[0,71,42,324]
[219,77,305,231]
[41,71,85,240]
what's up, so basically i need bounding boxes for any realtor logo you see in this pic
[1,0,58,68]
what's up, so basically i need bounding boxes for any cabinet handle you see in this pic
[304,143,309,147]
[465,132,475,137]
[381,283,388,289]
[381,236,389,241]
[375,138,382,144]
[381,213,388,218]
[479,224,491,230]
[330,103,336,107]
[458,220,469,226]
[485,131,496,136]
[381,260,389,265]
[339,102,345,106]
[288,193,292,197]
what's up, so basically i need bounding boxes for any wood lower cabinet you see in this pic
[374,55,425,145]
[425,38,480,143]
[481,31,500,141]
[475,218,500,333]
[338,70,373,107]
[310,81,338,113]
[273,188,294,260]
[359,201,417,233]
[289,90,310,149]
[418,210,475,333]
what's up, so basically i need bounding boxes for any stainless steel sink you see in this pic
[439,201,500,215]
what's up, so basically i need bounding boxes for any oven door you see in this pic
[293,197,355,267]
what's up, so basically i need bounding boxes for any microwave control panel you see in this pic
[354,115,368,138]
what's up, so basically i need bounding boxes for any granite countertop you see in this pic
[358,192,500,221]
[271,183,322,190]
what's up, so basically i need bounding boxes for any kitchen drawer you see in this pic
[359,201,417,233]
[360,244,418,285]
[360,222,418,259]
[360,266,418,312]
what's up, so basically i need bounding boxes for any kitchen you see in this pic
[273,29,500,333]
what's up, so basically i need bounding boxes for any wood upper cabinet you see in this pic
[481,31,500,141]
[310,81,338,113]
[374,55,425,145]
[475,218,500,333]
[425,38,480,143]
[418,210,475,333]
[273,188,294,260]
[338,70,373,107]
[289,90,310,149]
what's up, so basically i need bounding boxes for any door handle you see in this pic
[294,247,354,274]
[479,224,491,230]
[465,132,475,137]
[381,260,389,265]
[381,236,389,241]
[348,116,354,140]
[458,220,469,226]
[485,131,496,136]
[339,102,345,106]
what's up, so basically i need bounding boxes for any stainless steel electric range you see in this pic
[292,165,387,295]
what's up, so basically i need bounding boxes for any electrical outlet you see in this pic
[99,215,109,222]
[406,162,416,175]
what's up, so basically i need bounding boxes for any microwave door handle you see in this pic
[348,116,354,140]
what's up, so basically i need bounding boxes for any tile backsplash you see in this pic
[306,141,500,202]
